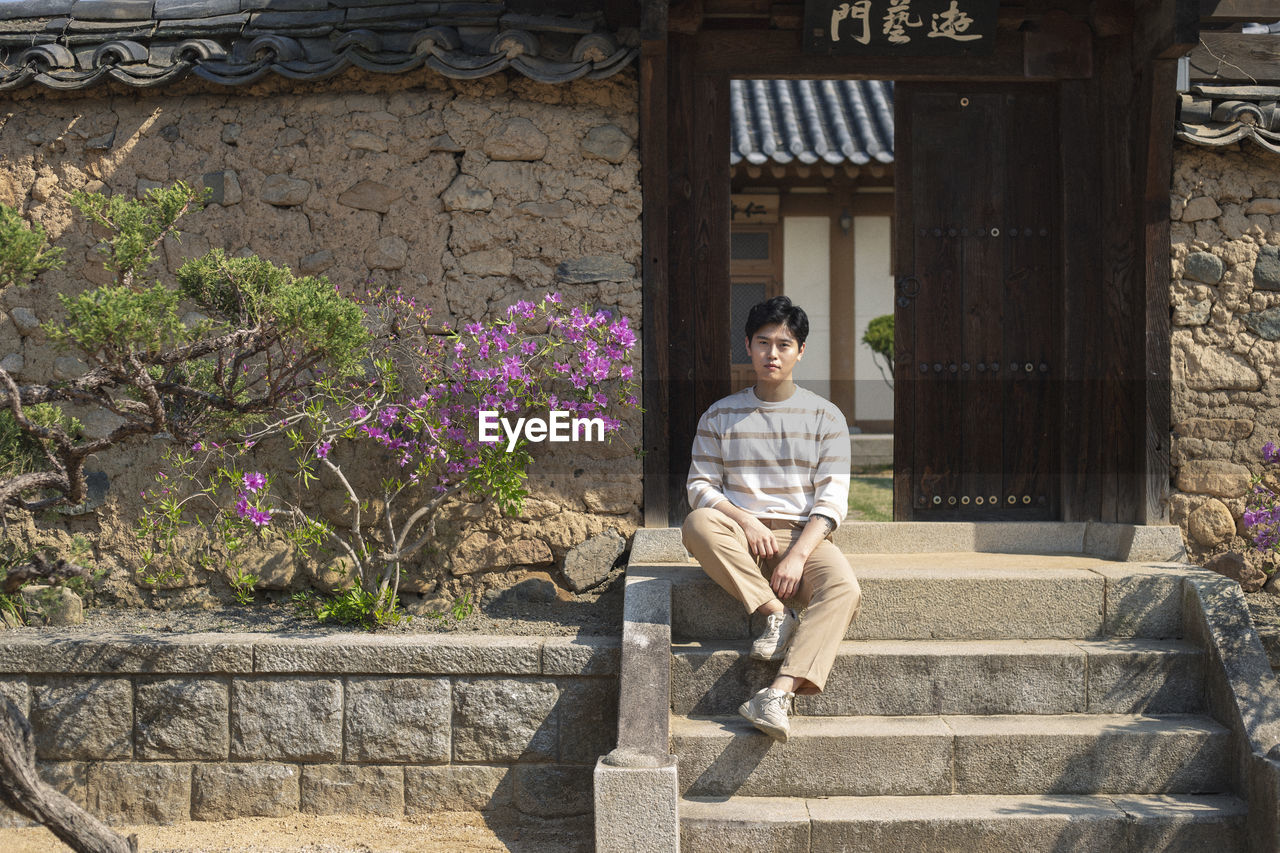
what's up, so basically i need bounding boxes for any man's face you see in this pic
[746,321,804,384]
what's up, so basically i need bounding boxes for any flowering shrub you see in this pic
[1244,442,1280,554]
[141,289,639,627]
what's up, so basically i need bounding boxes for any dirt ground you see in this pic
[4,563,626,639]
[0,812,593,852]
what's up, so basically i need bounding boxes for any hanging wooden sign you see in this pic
[731,194,779,224]
[804,0,999,56]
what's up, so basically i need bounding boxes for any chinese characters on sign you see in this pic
[731,194,779,224]
[805,0,997,56]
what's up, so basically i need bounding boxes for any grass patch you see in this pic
[848,465,893,522]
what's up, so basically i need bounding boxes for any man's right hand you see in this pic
[712,502,777,557]
[739,515,779,558]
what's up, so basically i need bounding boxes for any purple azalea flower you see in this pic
[351,405,369,419]
[501,355,525,381]
[316,441,332,459]
[612,325,637,348]
[242,472,266,493]
[249,507,272,527]
[1266,442,1280,464]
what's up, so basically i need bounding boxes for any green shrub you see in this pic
[862,313,894,388]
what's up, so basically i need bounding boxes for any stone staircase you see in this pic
[663,552,1249,852]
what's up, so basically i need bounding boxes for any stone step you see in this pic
[671,638,1206,717]
[670,713,1230,798]
[680,793,1248,853]
[664,556,1193,641]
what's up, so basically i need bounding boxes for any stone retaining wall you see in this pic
[0,633,617,826]
[1170,143,1280,569]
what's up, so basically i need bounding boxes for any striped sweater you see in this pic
[686,385,852,528]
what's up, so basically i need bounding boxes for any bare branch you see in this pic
[0,471,67,511]
[2,555,89,594]
[398,480,467,559]
[0,697,138,853]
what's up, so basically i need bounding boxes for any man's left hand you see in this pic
[770,553,804,600]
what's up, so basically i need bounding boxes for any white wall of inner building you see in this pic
[783,216,831,392]
[853,215,895,422]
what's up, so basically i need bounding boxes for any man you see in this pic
[681,295,861,741]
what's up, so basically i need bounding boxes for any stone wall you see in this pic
[0,68,642,604]
[1170,143,1280,570]
[0,633,617,826]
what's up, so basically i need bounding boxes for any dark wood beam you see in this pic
[1098,35,1140,523]
[669,0,704,34]
[1059,74,1102,522]
[1134,0,1200,59]
[891,86,915,521]
[640,0,671,527]
[1200,0,1280,23]
[1189,32,1280,83]
[693,26,1029,79]
[1024,9,1093,78]
[1141,59,1177,524]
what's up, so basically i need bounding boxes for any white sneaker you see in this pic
[750,607,798,661]
[738,687,794,741]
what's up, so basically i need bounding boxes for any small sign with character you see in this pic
[804,0,998,56]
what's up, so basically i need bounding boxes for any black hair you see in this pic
[745,295,809,345]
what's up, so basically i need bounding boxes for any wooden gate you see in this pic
[639,2,1183,527]
[893,85,1061,520]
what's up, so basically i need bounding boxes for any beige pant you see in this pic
[681,507,862,694]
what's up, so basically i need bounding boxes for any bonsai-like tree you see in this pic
[0,183,368,516]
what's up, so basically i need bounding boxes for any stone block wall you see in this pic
[0,633,617,826]
[1170,144,1280,565]
[0,67,642,601]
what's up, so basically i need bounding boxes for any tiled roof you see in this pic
[0,1,637,91]
[1177,85,1280,156]
[730,79,895,167]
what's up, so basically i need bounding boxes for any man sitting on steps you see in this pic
[681,295,862,742]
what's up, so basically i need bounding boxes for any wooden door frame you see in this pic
[640,1,1187,527]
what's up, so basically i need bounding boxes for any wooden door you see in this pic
[893,85,1061,521]
[729,225,782,392]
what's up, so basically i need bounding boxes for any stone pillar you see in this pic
[594,753,680,853]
